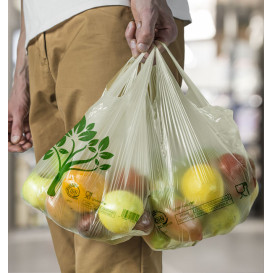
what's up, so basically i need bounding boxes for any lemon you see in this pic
[180,164,224,213]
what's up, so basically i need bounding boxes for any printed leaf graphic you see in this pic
[95,159,99,165]
[59,148,69,154]
[79,131,97,141]
[100,164,111,170]
[86,123,95,131]
[89,147,96,153]
[99,152,114,159]
[74,116,86,134]
[66,130,73,137]
[43,149,54,160]
[98,137,109,151]
[89,139,99,146]
[56,136,66,147]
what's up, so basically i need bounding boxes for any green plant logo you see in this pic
[44,116,114,196]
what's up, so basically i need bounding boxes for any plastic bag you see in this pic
[142,43,259,250]
[21,43,259,248]
[21,49,157,244]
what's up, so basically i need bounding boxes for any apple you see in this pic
[46,193,79,229]
[180,164,224,213]
[151,200,203,243]
[110,168,148,197]
[22,172,52,211]
[77,212,106,238]
[143,227,171,250]
[98,190,144,234]
[150,185,181,210]
[250,183,259,207]
[133,210,154,234]
[202,204,241,237]
[218,153,256,197]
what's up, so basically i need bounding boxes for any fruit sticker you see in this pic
[65,183,80,199]
[61,170,105,212]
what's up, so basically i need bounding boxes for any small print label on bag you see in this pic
[175,194,234,224]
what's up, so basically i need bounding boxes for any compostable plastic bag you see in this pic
[142,43,259,250]
[21,43,259,248]
[21,50,156,244]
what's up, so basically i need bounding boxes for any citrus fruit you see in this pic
[61,169,105,213]
[98,190,144,234]
[46,193,78,229]
[180,164,224,213]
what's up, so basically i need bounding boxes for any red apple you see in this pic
[133,210,154,234]
[218,153,256,197]
[77,212,106,238]
[110,167,148,197]
[152,201,203,243]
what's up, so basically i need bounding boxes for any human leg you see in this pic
[28,5,185,273]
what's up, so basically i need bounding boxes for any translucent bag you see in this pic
[21,49,157,244]
[142,43,259,250]
[21,43,259,248]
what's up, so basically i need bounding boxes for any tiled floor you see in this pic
[9,217,264,273]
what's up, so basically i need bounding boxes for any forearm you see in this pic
[13,0,28,90]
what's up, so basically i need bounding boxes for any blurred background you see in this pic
[8,0,264,272]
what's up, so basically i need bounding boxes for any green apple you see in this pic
[143,227,171,250]
[250,182,259,207]
[21,172,52,211]
[203,204,241,237]
[98,190,144,234]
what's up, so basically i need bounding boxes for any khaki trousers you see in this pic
[27,6,185,273]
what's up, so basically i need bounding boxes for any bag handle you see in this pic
[156,41,209,107]
[104,52,145,97]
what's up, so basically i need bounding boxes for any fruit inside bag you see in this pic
[21,43,259,249]
[142,43,259,250]
[21,51,157,243]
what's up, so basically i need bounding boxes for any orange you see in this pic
[46,193,78,229]
[61,169,105,213]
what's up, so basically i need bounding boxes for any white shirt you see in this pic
[23,0,191,48]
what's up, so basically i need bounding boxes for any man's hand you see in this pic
[8,76,32,153]
[8,0,32,153]
[125,0,178,57]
